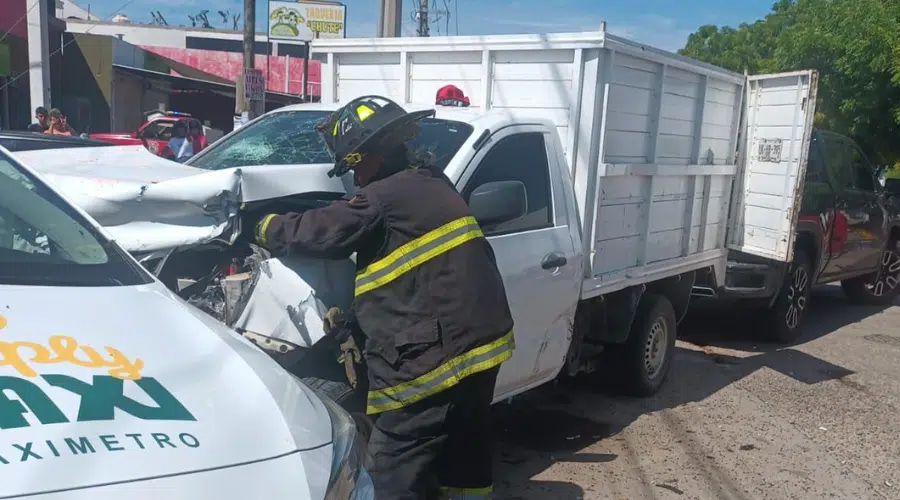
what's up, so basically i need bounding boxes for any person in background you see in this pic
[165,120,194,162]
[188,119,207,154]
[26,107,49,133]
[45,109,73,136]
[60,113,76,135]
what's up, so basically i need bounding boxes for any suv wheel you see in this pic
[841,240,900,305]
[762,249,812,344]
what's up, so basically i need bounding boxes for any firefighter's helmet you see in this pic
[315,95,434,178]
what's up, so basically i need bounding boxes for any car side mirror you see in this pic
[467,180,527,227]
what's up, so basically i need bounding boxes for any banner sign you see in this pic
[268,1,346,41]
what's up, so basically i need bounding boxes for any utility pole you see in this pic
[377,0,402,37]
[416,0,429,37]
[237,0,258,120]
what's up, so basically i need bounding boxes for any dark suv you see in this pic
[694,129,900,342]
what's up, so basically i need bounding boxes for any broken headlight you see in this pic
[319,392,374,500]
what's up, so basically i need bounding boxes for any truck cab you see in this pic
[694,127,900,342]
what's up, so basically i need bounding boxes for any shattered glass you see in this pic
[190,111,335,170]
[189,110,476,172]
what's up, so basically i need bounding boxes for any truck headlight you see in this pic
[319,392,374,500]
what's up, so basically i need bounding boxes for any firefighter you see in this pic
[245,95,514,499]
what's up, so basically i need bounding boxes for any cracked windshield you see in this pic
[189,110,473,171]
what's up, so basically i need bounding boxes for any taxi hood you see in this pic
[0,282,333,498]
[12,146,353,254]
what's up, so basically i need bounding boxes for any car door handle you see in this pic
[541,253,567,269]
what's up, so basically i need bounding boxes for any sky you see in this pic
[73,0,776,51]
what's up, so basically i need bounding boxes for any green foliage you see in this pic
[679,0,900,164]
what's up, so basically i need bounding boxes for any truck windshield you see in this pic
[188,110,474,172]
[0,150,151,287]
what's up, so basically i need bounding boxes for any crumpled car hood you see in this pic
[13,146,355,254]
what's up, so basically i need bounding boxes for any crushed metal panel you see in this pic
[13,146,355,254]
[728,70,819,263]
[233,256,356,349]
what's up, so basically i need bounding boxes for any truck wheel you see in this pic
[762,249,812,343]
[841,240,900,305]
[609,293,677,397]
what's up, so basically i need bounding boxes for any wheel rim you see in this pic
[785,265,809,330]
[644,318,668,379]
[865,247,900,297]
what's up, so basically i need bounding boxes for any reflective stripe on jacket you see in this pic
[259,167,515,414]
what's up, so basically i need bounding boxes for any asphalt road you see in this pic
[492,284,900,500]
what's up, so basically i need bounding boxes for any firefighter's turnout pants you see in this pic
[366,366,500,500]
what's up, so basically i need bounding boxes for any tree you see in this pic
[775,0,900,163]
[680,0,900,164]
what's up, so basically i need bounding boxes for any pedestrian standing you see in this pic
[166,120,194,162]
[26,107,49,132]
[45,109,73,136]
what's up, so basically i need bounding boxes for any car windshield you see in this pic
[0,150,151,287]
[188,110,474,172]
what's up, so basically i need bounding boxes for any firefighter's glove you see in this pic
[339,336,363,389]
[323,306,346,335]
[241,213,278,248]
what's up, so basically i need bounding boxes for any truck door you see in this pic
[819,132,887,276]
[457,126,581,400]
[728,70,819,263]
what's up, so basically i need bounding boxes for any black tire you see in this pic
[841,239,900,306]
[608,293,677,397]
[761,249,812,344]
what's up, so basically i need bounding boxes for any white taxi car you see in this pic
[0,145,373,499]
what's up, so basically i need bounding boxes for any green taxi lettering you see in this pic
[65,437,95,455]
[0,432,202,465]
[0,375,195,430]
[0,376,69,428]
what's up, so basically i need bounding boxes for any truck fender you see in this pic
[795,218,825,273]
[562,286,642,376]
[595,271,695,345]
[645,271,696,325]
[589,285,644,346]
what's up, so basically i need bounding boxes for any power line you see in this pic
[0,0,42,46]
[0,0,140,94]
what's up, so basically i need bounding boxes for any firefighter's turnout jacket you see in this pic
[256,167,515,415]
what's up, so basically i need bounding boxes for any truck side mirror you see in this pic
[467,180,527,226]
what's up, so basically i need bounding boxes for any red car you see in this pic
[89,111,207,159]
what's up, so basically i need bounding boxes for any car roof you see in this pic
[0,130,113,150]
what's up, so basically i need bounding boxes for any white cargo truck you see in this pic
[15,28,818,413]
